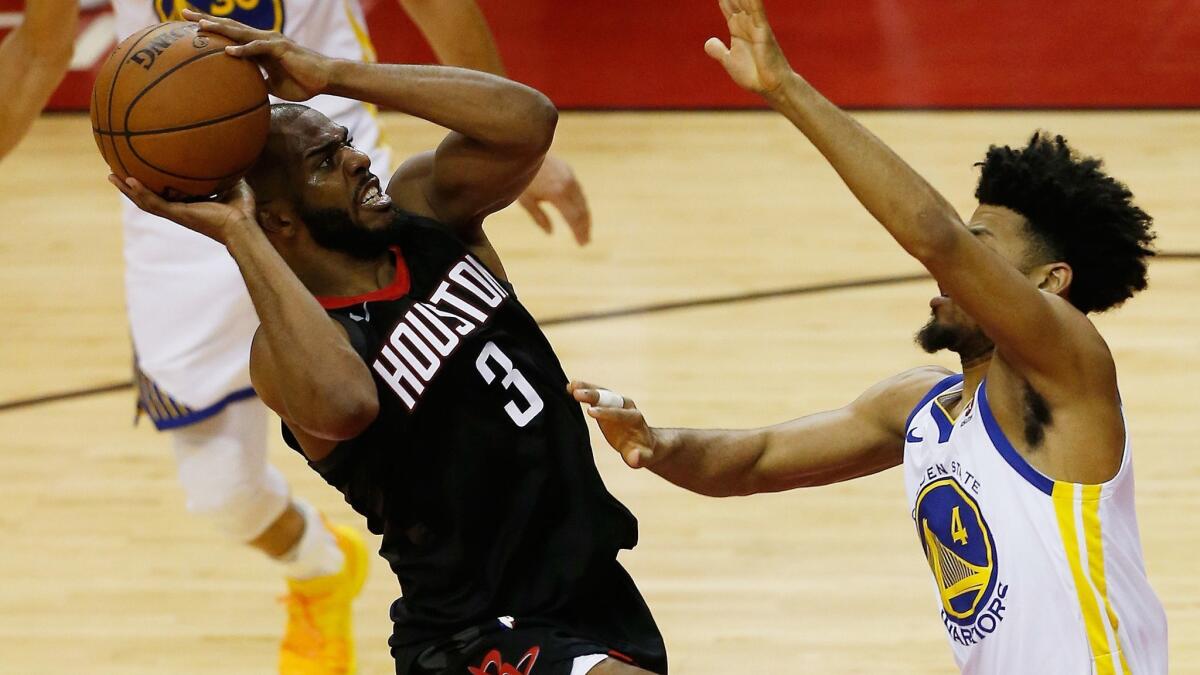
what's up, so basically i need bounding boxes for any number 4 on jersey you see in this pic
[951,506,969,545]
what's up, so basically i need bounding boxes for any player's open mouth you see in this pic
[358,179,392,210]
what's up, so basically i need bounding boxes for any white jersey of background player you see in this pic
[0,0,592,671]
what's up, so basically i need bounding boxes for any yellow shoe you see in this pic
[279,523,369,675]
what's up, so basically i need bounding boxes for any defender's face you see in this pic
[283,109,394,233]
[917,204,1035,357]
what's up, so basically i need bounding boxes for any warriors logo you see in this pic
[914,477,999,625]
[155,0,285,32]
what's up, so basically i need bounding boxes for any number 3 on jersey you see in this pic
[476,342,544,427]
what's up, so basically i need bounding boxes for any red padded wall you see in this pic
[362,0,1200,108]
[7,0,1200,110]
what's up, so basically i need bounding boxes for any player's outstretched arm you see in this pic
[397,0,592,244]
[110,177,379,455]
[568,367,947,497]
[704,0,1113,388]
[0,0,78,160]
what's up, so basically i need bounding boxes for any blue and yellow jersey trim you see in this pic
[135,368,256,431]
[978,380,1129,672]
[905,373,964,432]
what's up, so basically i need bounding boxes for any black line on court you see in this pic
[2,252,1198,415]
[540,272,931,326]
[0,381,134,413]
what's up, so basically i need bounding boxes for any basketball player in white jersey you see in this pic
[570,0,1168,672]
[1,1,590,672]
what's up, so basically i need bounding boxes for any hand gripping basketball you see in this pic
[109,175,258,247]
[181,8,331,102]
[567,381,660,469]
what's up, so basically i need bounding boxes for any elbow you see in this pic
[319,391,379,441]
[517,90,558,156]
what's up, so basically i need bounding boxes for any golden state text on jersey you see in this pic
[155,0,285,32]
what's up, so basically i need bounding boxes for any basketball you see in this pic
[90,22,269,199]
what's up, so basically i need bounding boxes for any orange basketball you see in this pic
[90,22,269,199]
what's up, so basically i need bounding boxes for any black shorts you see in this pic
[395,616,660,674]
[391,561,668,674]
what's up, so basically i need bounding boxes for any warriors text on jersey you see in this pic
[283,215,666,671]
[903,374,1167,674]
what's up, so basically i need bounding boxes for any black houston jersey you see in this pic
[283,215,659,654]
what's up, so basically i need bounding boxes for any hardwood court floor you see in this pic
[0,110,1197,673]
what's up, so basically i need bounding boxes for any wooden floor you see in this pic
[1,110,1197,674]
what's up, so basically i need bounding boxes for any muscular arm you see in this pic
[324,60,556,239]
[111,177,379,456]
[396,0,593,245]
[572,367,947,497]
[708,0,1111,386]
[0,0,78,160]
[763,75,1107,381]
[232,219,379,449]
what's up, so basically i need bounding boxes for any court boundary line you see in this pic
[2,252,1197,414]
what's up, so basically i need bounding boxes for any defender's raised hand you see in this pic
[704,0,793,97]
[518,154,593,246]
[182,8,331,101]
[568,381,662,469]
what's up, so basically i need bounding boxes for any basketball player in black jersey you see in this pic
[110,11,666,675]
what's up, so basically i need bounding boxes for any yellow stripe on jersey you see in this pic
[1082,484,1132,675]
[340,0,393,165]
[1053,481,1129,675]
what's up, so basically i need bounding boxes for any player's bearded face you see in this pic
[915,297,993,360]
[299,203,408,260]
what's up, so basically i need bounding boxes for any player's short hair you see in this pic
[974,132,1156,314]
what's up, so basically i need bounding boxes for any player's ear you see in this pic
[1035,262,1072,296]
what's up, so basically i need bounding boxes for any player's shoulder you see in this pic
[853,365,958,431]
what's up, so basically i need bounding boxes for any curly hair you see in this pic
[974,132,1156,314]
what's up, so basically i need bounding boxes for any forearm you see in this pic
[224,223,376,432]
[399,0,506,75]
[765,73,964,260]
[0,27,74,159]
[325,60,555,151]
[647,427,772,498]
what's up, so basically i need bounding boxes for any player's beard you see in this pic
[300,204,410,260]
[914,314,993,361]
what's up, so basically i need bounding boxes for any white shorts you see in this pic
[570,653,610,674]
[129,102,391,428]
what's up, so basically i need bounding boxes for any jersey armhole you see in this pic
[904,373,965,431]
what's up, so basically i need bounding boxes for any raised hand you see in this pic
[109,175,258,246]
[182,8,331,101]
[568,381,662,469]
[704,0,793,97]
[517,154,592,246]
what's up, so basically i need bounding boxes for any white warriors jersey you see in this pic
[111,0,393,415]
[903,374,1167,674]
